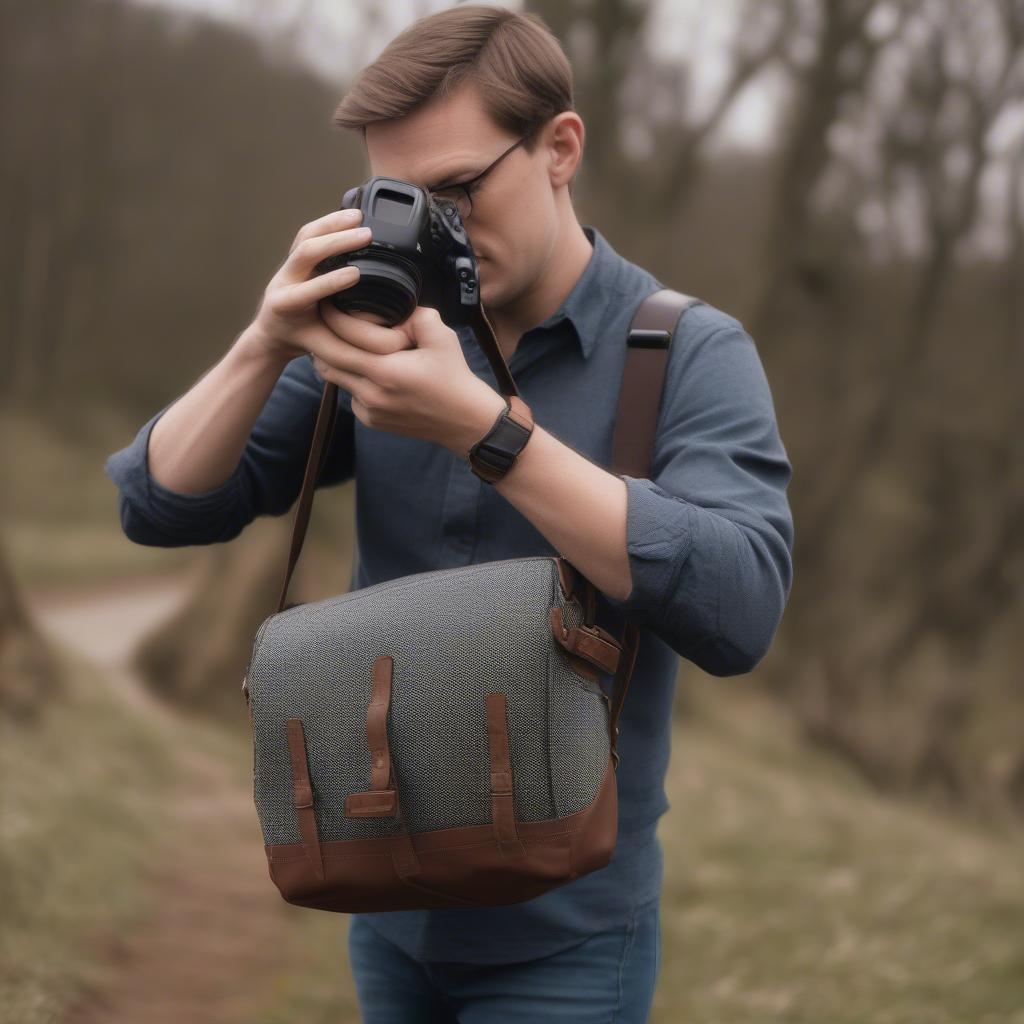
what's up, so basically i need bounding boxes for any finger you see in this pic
[320,304,413,355]
[350,393,371,424]
[290,207,363,255]
[311,357,376,405]
[331,307,408,332]
[285,225,373,283]
[402,305,447,341]
[275,265,360,315]
[307,333,384,381]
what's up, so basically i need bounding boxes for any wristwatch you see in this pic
[467,395,535,483]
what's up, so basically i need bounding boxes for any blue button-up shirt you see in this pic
[105,224,794,965]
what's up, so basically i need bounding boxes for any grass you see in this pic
[0,645,179,1024]
[649,674,1024,1023]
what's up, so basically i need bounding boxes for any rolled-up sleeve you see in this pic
[104,355,355,547]
[603,307,794,677]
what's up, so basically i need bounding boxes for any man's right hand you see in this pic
[246,207,373,363]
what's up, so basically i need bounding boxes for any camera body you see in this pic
[314,176,480,329]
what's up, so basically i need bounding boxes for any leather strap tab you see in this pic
[344,655,398,818]
[285,718,325,881]
[345,790,397,816]
[485,692,526,859]
[550,606,622,675]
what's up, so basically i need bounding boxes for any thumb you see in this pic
[404,306,450,348]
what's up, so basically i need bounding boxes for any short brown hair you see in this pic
[332,4,574,153]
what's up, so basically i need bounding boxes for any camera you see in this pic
[314,176,481,329]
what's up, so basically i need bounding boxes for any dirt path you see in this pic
[26,573,326,1024]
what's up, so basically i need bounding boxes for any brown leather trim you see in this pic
[555,556,576,601]
[285,718,325,882]
[344,655,397,819]
[549,606,622,675]
[368,655,392,789]
[552,557,595,624]
[486,692,526,859]
[264,753,618,912]
[549,612,603,682]
[345,790,397,816]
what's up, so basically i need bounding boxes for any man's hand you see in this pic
[311,302,508,458]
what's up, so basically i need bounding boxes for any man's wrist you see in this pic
[456,386,510,461]
[235,324,297,372]
[466,394,535,483]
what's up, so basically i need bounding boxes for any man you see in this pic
[105,5,794,1020]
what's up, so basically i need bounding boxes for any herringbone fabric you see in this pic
[247,556,610,846]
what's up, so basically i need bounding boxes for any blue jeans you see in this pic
[346,898,661,1022]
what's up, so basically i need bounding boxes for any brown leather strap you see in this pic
[486,692,526,859]
[549,606,622,675]
[285,718,325,881]
[276,378,340,613]
[468,304,519,397]
[611,289,700,479]
[344,654,398,818]
[338,655,422,878]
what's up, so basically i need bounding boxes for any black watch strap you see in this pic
[468,396,535,483]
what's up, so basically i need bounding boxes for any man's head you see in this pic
[332,5,585,314]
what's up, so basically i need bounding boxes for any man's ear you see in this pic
[546,111,584,190]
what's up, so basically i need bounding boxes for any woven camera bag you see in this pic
[242,290,700,912]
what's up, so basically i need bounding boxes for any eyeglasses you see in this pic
[429,136,528,221]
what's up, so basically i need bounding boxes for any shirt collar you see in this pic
[530,224,622,360]
[457,225,625,361]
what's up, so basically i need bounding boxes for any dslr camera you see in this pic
[314,176,481,329]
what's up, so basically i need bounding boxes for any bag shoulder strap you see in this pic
[610,288,702,479]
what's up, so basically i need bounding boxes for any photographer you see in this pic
[105,5,794,1020]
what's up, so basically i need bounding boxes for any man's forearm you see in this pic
[490,424,633,602]
[147,326,292,495]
